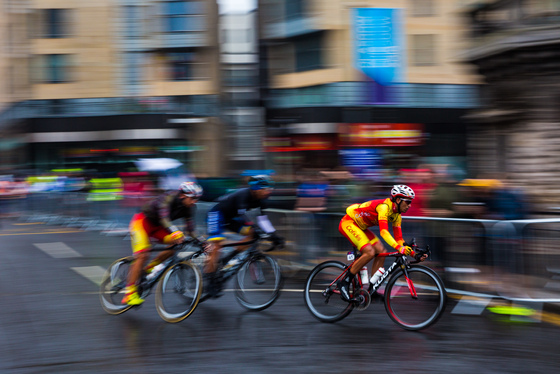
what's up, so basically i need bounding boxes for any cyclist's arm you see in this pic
[376,204,401,250]
[183,204,197,237]
[255,214,276,234]
[392,218,405,247]
[157,192,178,233]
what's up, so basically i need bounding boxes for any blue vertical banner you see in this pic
[353,8,405,104]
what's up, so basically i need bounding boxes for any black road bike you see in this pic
[194,233,284,311]
[99,238,205,323]
[304,239,447,331]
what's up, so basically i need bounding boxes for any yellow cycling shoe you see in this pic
[121,291,145,306]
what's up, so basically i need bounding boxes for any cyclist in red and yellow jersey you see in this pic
[122,181,203,306]
[338,184,427,301]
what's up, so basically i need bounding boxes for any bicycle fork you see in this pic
[370,260,418,299]
[397,262,418,299]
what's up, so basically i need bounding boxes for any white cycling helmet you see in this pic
[391,184,415,200]
[179,181,203,198]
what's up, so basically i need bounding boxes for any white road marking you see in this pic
[33,242,83,258]
[71,266,106,286]
[451,297,491,315]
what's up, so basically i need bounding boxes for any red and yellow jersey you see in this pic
[345,197,404,250]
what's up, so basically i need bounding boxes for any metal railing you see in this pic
[7,193,560,302]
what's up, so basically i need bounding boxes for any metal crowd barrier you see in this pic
[8,193,560,301]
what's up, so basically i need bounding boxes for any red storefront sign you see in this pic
[339,123,424,147]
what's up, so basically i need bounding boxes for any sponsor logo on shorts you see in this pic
[346,225,361,241]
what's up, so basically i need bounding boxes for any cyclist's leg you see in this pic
[123,214,151,305]
[145,249,174,272]
[339,216,376,274]
[233,222,254,253]
[338,216,374,300]
[370,240,386,276]
[205,210,226,273]
[205,210,227,296]
[146,227,180,272]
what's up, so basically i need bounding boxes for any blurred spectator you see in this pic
[119,171,151,208]
[487,175,530,220]
[294,170,328,212]
[400,167,436,216]
[321,169,353,213]
[423,166,461,266]
[455,178,499,219]
[425,166,461,218]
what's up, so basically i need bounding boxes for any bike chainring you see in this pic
[354,289,371,311]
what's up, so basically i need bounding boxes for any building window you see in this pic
[223,69,256,87]
[294,33,323,72]
[163,50,206,80]
[410,0,436,17]
[124,5,148,38]
[46,54,72,83]
[286,0,305,20]
[411,34,437,66]
[45,9,71,38]
[163,1,205,32]
[31,54,73,83]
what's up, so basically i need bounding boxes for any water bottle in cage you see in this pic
[359,266,369,285]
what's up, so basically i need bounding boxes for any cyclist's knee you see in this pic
[360,245,376,258]
[370,241,384,255]
[135,252,150,261]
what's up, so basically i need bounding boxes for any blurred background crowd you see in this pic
[1,0,559,221]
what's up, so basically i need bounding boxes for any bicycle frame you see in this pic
[215,235,274,283]
[138,239,206,298]
[336,250,420,300]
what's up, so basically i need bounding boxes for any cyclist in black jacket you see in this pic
[205,175,284,296]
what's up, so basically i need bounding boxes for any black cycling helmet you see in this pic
[248,175,274,190]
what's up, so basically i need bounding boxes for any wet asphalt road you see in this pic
[0,220,559,374]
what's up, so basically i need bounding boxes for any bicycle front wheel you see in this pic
[155,261,202,323]
[384,265,447,331]
[234,254,283,311]
[99,256,134,315]
[304,261,354,323]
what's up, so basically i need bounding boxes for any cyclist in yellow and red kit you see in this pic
[337,184,427,301]
[122,181,203,306]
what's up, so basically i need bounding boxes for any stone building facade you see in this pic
[464,0,560,210]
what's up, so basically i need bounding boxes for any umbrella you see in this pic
[134,158,183,172]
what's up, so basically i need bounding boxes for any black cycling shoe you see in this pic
[338,272,355,302]
[205,272,224,298]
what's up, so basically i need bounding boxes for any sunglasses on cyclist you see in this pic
[401,199,412,205]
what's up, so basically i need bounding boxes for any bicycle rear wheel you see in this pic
[304,261,354,323]
[234,254,283,311]
[384,265,447,331]
[99,256,134,315]
[155,261,202,323]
